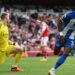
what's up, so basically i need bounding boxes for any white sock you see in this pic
[49,67,55,72]
[51,68,55,71]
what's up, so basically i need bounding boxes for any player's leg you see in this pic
[0,51,6,64]
[54,35,62,55]
[40,46,48,61]
[48,39,72,75]
[40,37,48,61]
[48,46,71,75]
[6,44,23,72]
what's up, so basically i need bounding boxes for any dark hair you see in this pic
[1,13,8,20]
[30,13,38,20]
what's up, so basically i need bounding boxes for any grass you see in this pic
[0,56,75,75]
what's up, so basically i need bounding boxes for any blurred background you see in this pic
[0,0,75,57]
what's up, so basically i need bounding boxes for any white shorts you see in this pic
[41,37,48,46]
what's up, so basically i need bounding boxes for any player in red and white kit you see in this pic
[37,20,49,61]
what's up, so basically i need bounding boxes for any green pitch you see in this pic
[0,57,75,75]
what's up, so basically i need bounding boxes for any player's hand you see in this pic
[15,42,24,51]
[8,40,15,45]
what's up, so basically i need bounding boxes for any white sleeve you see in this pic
[41,22,46,32]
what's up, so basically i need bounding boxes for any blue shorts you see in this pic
[54,35,74,49]
[54,35,61,48]
[64,39,74,48]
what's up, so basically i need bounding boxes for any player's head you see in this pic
[1,13,10,24]
[30,13,38,21]
[30,13,38,20]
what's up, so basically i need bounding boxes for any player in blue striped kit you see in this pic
[48,11,75,75]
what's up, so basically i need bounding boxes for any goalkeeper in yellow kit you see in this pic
[0,13,24,72]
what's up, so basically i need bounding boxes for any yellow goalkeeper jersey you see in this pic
[0,21,9,51]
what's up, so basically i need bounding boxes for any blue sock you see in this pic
[54,54,67,69]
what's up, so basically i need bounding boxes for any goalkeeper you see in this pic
[0,13,23,72]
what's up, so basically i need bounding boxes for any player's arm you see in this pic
[58,18,65,45]
[58,18,63,32]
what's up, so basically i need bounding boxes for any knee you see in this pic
[63,52,69,56]
[15,48,23,54]
[54,47,61,55]
[41,46,47,50]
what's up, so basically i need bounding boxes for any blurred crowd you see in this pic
[0,6,68,54]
